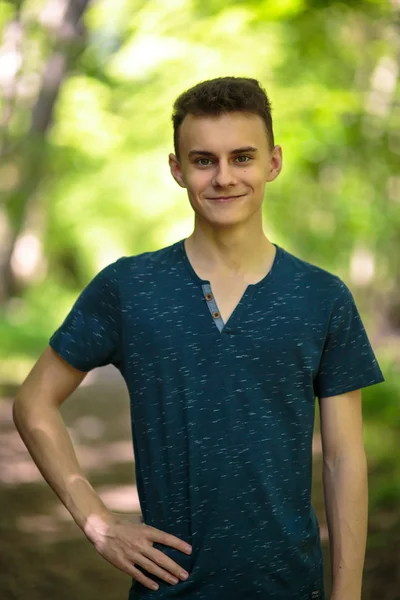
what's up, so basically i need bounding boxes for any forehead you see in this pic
[179,112,267,155]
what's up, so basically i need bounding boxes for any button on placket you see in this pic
[202,284,225,332]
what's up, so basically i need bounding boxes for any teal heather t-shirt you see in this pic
[49,239,385,600]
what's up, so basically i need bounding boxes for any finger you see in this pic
[143,547,189,582]
[147,526,192,555]
[138,554,181,585]
[124,563,160,591]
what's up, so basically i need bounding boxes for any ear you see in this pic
[169,153,187,188]
[265,145,283,183]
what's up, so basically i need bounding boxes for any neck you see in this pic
[185,227,275,278]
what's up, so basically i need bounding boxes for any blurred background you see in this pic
[0,0,399,598]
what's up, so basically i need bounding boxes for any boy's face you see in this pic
[169,111,282,228]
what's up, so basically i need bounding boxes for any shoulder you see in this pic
[110,240,182,282]
[279,245,351,302]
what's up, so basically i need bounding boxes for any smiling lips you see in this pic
[208,194,245,200]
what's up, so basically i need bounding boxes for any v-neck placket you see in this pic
[179,239,282,335]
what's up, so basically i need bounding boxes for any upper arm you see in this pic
[319,388,365,464]
[48,261,123,373]
[313,278,384,400]
[14,345,88,411]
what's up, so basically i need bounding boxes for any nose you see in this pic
[212,160,238,189]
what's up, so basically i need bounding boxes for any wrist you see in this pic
[82,510,117,544]
[63,476,111,534]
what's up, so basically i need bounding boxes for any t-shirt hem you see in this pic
[315,373,385,399]
[49,336,89,373]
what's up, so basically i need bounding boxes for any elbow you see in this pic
[12,396,30,434]
[12,395,24,424]
[12,394,43,431]
[323,450,368,472]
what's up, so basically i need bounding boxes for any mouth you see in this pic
[207,194,246,202]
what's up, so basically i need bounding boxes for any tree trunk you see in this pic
[0,0,91,304]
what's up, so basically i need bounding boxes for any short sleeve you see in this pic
[49,260,122,372]
[313,278,385,399]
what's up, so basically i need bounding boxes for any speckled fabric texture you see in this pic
[49,238,385,600]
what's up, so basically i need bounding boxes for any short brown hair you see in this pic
[171,76,275,161]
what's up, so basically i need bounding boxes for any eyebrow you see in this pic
[188,146,258,158]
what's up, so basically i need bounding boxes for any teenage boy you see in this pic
[13,76,385,600]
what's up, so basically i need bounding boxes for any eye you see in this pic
[196,158,213,166]
[194,155,253,167]
[236,155,252,163]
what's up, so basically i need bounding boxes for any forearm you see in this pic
[13,400,111,537]
[323,454,368,599]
